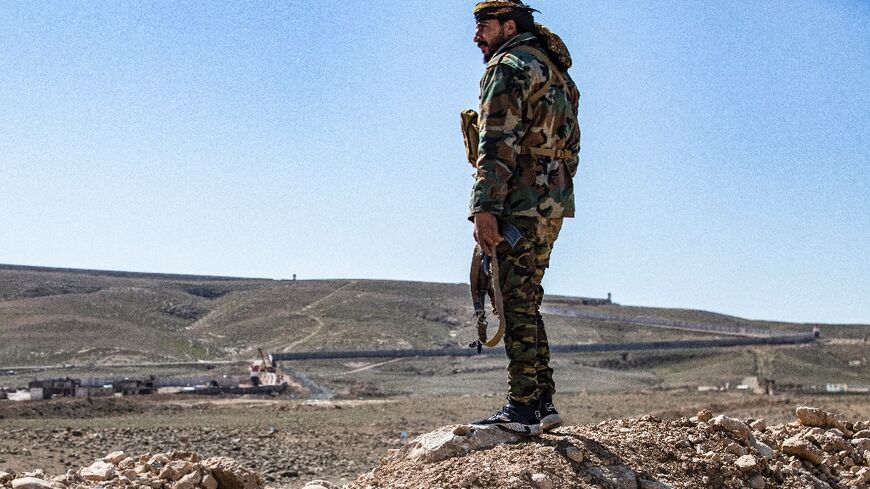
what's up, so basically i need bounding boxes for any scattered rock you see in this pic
[80,461,115,481]
[711,415,752,440]
[565,445,584,463]
[201,473,218,489]
[747,473,766,489]
[852,438,870,451]
[638,480,672,489]
[753,439,775,460]
[696,409,713,422]
[781,435,826,465]
[303,481,339,489]
[531,473,552,489]
[587,465,638,489]
[796,407,852,436]
[172,470,201,489]
[735,454,758,472]
[202,457,263,489]
[103,451,127,465]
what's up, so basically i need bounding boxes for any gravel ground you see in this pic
[1,392,868,488]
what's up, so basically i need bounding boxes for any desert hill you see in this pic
[1,264,868,397]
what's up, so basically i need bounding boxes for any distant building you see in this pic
[113,376,157,395]
[576,293,613,306]
[28,378,80,400]
[548,293,613,307]
[738,376,774,395]
[825,383,870,394]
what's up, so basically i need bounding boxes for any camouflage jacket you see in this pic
[470,32,580,219]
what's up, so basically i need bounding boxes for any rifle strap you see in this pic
[484,248,506,348]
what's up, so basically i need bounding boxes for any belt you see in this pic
[517,146,575,159]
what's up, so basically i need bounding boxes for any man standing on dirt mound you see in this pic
[468,0,580,435]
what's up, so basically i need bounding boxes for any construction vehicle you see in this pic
[252,348,284,386]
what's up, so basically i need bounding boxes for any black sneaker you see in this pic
[470,399,542,435]
[539,392,563,431]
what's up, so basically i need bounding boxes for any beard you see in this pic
[479,31,511,63]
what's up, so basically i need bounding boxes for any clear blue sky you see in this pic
[2,1,868,324]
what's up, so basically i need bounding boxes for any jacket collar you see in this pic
[490,32,537,59]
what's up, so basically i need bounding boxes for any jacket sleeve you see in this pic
[565,79,581,178]
[469,63,527,216]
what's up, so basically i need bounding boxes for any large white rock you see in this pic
[11,478,53,489]
[81,460,116,481]
[401,425,527,464]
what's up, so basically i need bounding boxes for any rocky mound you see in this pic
[1,451,266,489]
[349,406,869,489]
[1,407,867,489]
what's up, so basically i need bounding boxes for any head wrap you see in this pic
[473,1,537,21]
[533,22,572,70]
[473,1,573,71]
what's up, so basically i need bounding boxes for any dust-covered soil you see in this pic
[2,404,869,489]
[1,391,869,488]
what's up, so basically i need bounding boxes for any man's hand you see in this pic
[473,212,503,257]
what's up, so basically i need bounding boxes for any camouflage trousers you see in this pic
[497,216,563,404]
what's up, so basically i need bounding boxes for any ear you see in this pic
[503,19,517,37]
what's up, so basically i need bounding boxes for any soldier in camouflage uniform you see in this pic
[468,0,580,435]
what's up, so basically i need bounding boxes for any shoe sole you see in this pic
[469,422,543,436]
[541,414,563,431]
